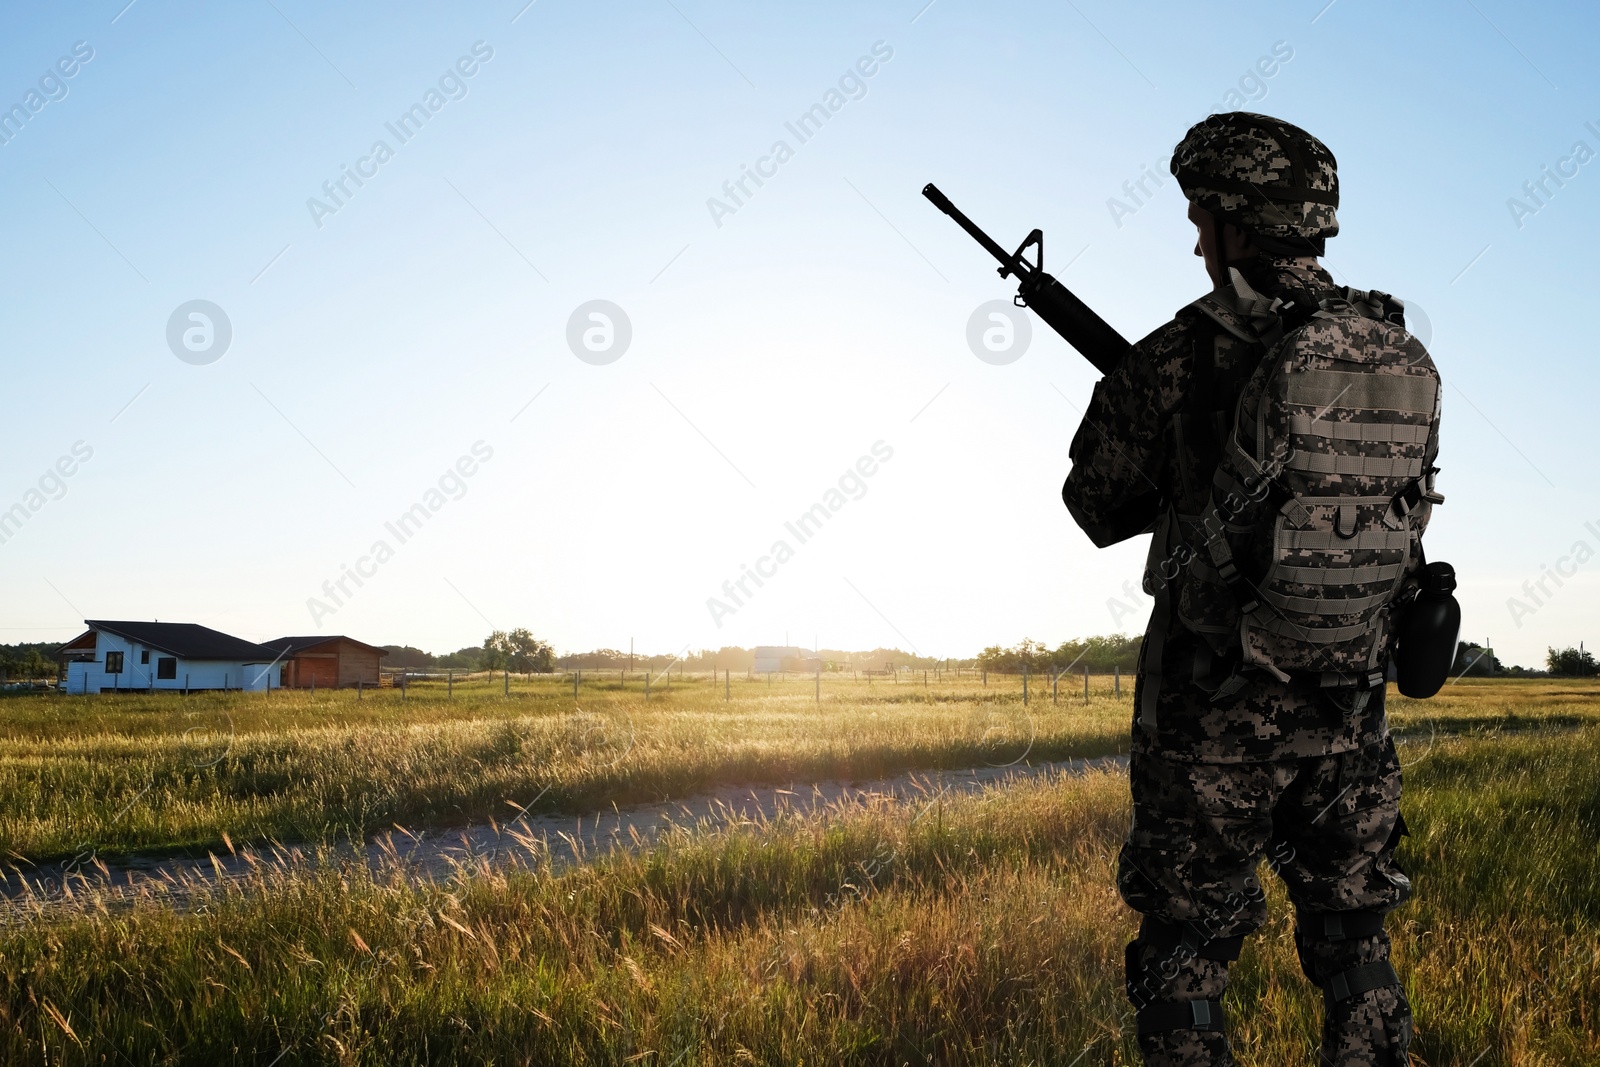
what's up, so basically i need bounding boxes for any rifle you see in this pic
[922,183,1131,375]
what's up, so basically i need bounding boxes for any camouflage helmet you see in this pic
[1170,112,1339,256]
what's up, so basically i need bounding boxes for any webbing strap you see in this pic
[1318,669,1387,689]
[1258,587,1394,616]
[1289,415,1430,444]
[1139,510,1177,735]
[1284,452,1425,479]
[1140,916,1245,962]
[1136,999,1227,1037]
[1282,529,1411,552]
[1222,434,1269,487]
[1322,961,1400,1004]
[1285,371,1437,414]
[1298,908,1388,943]
[1274,562,1407,586]
[1174,166,1338,205]
[1248,613,1374,643]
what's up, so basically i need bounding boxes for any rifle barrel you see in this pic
[922,184,1018,272]
[923,182,1132,375]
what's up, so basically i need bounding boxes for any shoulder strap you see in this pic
[1188,269,1278,344]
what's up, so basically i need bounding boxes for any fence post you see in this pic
[1115,665,1121,698]
[982,669,987,687]
[1053,670,1059,704]
[1023,666,1029,705]
[1084,667,1090,705]
[645,671,650,699]
[573,671,579,699]
[504,670,509,696]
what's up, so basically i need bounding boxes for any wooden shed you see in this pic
[265,635,387,689]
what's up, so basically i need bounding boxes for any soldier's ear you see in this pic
[1224,222,1257,262]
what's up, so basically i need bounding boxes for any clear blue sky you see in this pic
[1,0,1594,668]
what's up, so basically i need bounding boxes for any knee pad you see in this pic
[1297,909,1412,1065]
[1293,906,1389,981]
[1125,915,1242,1007]
[1317,962,1413,1066]
[1135,997,1226,1038]
[1133,998,1231,1067]
[1140,914,1245,963]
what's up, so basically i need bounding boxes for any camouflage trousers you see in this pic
[1117,734,1413,1066]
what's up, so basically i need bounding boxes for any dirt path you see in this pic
[4,754,1127,910]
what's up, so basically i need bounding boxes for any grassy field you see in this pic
[0,672,1130,863]
[1,678,1596,1064]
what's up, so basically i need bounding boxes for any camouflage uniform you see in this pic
[1062,114,1418,1065]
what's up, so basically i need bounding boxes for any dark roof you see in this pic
[84,621,286,663]
[263,635,389,657]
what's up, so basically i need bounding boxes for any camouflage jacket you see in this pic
[1063,256,1394,763]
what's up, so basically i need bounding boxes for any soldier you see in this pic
[1063,112,1428,1065]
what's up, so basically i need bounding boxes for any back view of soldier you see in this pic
[1063,113,1437,1065]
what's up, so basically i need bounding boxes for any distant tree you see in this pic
[0,642,60,683]
[1500,663,1546,678]
[978,636,1141,674]
[381,645,436,669]
[1546,646,1597,677]
[436,646,485,671]
[1053,634,1143,673]
[484,630,555,673]
[481,632,509,672]
[506,628,554,673]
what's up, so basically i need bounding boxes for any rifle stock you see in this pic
[923,183,1131,375]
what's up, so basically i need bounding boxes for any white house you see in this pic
[58,620,288,693]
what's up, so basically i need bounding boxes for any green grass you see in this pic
[0,672,1130,862]
[3,693,1598,1065]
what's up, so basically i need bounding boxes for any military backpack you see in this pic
[1152,269,1443,705]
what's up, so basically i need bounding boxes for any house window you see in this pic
[140,650,150,664]
[157,657,177,680]
[105,651,124,674]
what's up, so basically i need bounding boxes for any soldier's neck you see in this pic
[1234,254,1331,295]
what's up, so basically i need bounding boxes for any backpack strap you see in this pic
[1138,505,1179,737]
[1188,268,1281,344]
[1170,320,1222,512]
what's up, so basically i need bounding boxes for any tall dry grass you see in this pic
[3,711,1598,1065]
[0,673,1129,861]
